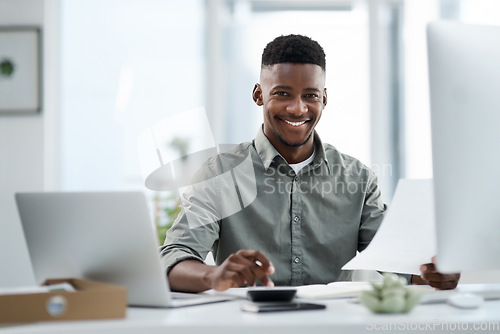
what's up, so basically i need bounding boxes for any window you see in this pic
[402,0,500,180]
[60,0,205,191]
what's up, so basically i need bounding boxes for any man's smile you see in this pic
[276,116,311,128]
[283,119,307,127]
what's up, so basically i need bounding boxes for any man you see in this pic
[160,34,460,292]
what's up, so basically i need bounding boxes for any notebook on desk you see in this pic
[15,191,231,308]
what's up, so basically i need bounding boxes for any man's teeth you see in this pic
[284,120,306,127]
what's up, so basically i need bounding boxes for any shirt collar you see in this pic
[254,126,330,172]
[310,131,330,173]
[254,126,281,170]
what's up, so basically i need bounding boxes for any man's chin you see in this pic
[278,132,313,148]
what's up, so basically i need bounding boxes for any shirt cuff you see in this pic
[160,249,205,275]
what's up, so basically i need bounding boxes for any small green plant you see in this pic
[169,137,190,160]
[154,136,190,244]
[359,273,421,313]
[0,59,15,77]
[153,192,181,245]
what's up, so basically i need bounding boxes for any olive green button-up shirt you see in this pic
[160,127,390,286]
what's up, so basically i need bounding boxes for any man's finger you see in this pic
[229,255,266,287]
[246,258,274,287]
[422,272,460,283]
[420,263,460,281]
[420,263,435,273]
[235,250,275,286]
[226,252,273,287]
[237,250,275,274]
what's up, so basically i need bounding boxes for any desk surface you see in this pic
[1,295,500,334]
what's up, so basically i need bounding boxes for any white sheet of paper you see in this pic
[342,179,436,275]
[0,286,49,296]
[296,281,372,299]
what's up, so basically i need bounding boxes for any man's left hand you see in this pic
[412,256,461,290]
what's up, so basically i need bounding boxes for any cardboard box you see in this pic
[0,278,127,323]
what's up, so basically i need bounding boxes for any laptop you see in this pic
[15,191,232,307]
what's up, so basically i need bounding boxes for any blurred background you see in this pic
[1,0,499,285]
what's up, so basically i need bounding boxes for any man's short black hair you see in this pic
[261,34,326,71]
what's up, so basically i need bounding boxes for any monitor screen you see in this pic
[427,21,500,273]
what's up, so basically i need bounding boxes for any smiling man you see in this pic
[160,35,460,292]
[256,61,326,163]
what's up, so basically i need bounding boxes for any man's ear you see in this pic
[253,83,263,106]
[323,88,327,108]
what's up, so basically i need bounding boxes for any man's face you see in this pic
[253,63,327,152]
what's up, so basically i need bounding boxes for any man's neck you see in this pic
[276,141,315,164]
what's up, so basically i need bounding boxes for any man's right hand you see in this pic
[168,250,275,293]
[205,250,275,291]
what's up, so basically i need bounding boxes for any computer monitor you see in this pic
[427,21,500,274]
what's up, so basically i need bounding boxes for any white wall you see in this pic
[0,0,47,286]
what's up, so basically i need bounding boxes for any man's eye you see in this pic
[305,94,319,99]
[274,92,288,96]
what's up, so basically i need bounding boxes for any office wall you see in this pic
[0,0,46,286]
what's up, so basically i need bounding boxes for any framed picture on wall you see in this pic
[0,27,42,114]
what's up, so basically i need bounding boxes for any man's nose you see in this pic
[285,97,308,116]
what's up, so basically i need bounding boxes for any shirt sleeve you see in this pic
[159,163,222,274]
[358,170,386,253]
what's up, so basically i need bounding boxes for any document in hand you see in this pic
[342,179,436,275]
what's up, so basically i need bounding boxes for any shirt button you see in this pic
[294,257,300,264]
[295,176,300,182]
[293,216,300,222]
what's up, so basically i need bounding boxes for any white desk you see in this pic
[1,296,500,334]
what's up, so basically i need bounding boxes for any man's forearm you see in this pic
[168,260,215,293]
